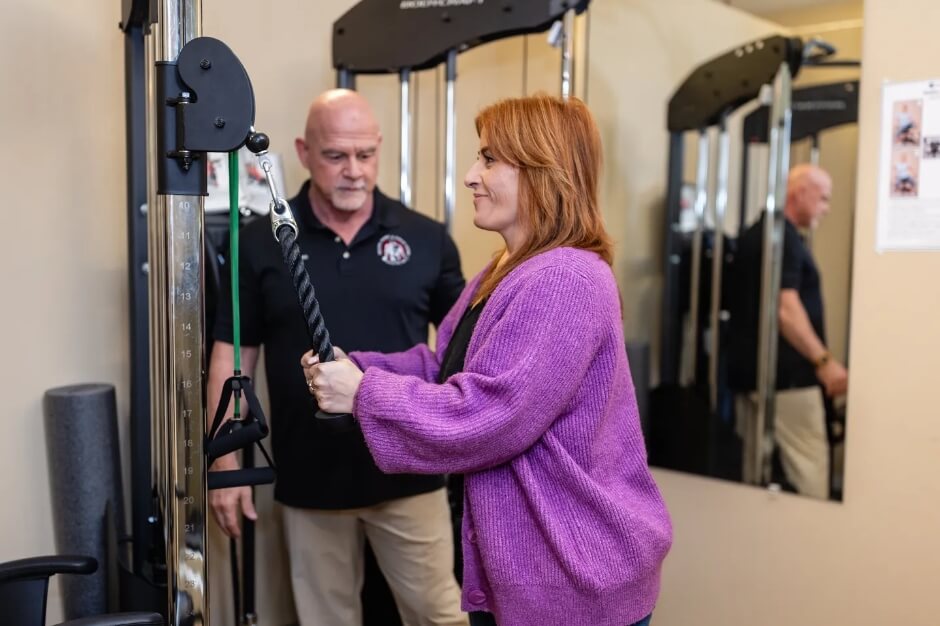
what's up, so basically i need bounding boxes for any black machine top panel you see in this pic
[743,80,859,144]
[333,0,590,73]
[176,37,256,152]
[120,0,154,31]
[667,34,804,132]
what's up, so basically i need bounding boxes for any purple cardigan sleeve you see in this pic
[349,344,443,383]
[353,266,600,475]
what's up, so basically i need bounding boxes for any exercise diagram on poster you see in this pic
[877,79,940,251]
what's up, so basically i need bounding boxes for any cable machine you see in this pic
[119,1,279,623]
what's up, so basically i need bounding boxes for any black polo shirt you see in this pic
[214,182,465,509]
[727,215,827,391]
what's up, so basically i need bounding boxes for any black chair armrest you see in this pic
[58,612,164,626]
[0,555,96,582]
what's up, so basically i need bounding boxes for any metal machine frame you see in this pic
[120,1,275,623]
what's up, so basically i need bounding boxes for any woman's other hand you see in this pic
[299,346,348,367]
[302,352,363,414]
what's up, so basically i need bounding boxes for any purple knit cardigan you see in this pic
[350,247,672,626]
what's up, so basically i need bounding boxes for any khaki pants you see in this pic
[736,387,830,500]
[282,487,468,626]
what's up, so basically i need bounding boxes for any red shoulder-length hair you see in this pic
[472,94,613,304]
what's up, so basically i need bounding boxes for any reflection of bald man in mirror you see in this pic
[728,164,847,500]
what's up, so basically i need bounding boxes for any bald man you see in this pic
[727,164,847,500]
[208,90,467,625]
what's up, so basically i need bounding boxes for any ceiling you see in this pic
[720,0,853,17]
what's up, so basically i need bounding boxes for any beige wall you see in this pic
[0,2,128,622]
[654,1,940,624]
[764,0,863,24]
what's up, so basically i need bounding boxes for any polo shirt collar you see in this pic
[291,181,400,234]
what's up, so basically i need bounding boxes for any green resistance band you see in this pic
[229,150,241,418]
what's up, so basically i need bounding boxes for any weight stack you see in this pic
[43,383,126,619]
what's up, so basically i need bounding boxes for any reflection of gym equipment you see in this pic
[330,3,591,623]
[741,80,860,232]
[653,38,859,495]
[651,35,823,484]
[742,79,859,499]
[0,555,162,626]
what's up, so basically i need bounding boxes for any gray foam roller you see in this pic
[43,383,126,619]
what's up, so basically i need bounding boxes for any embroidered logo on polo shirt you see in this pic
[377,234,411,266]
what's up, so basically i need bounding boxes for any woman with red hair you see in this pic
[303,95,672,626]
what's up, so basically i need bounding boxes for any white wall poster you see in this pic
[877,79,940,251]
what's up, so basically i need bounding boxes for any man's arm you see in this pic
[778,289,847,396]
[206,340,260,538]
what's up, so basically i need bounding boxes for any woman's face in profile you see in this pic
[464,133,520,236]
